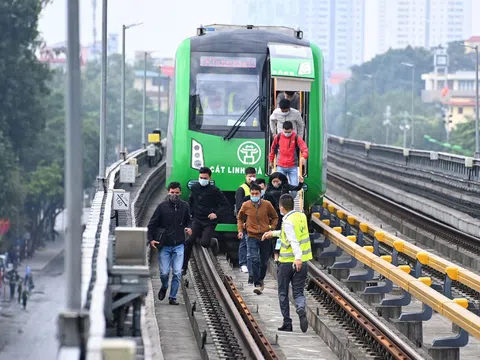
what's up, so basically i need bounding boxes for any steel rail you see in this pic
[327,172,480,253]
[195,246,267,359]
[308,260,424,360]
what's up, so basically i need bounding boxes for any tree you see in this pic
[82,54,164,164]
[328,41,477,148]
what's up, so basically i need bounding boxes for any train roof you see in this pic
[190,27,311,54]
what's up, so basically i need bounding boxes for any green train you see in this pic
[166,24,327,234]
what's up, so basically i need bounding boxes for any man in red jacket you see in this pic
[269,121,308,198]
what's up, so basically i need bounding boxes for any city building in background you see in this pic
[421,70,477,129]
[38,33,119,69]
[376,0,472,54]
[133,52,175,113]
[232,0,365,74]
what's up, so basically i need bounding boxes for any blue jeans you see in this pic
[238,230,248,267]
[247,237,271,286]
[158,244,184,300]
[277,166,299,198]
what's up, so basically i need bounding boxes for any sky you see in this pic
[39,0,480,61]
[38,0,233,59]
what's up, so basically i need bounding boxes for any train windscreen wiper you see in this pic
[223,96,260,141]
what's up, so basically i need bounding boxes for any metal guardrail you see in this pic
[328,135,480,182]
[80,148,150,359]
[311,214,480,342]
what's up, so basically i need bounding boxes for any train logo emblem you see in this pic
[237,141,261,165]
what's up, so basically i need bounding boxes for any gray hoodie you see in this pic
[269,108,305,138]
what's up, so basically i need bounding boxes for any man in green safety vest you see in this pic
[235,167,257,276]
[262,193,312,333]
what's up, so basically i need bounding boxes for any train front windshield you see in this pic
[189,52,267,138]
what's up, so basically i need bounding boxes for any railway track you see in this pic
[306,260,424,360]
[189,245,278,360]
[326,172,480,304]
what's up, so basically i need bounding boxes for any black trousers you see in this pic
[182,220,216,270]
[277,262,308,326]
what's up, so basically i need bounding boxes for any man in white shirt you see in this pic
[269,99,305,138]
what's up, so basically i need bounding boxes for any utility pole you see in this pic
[158,66,162,129]
[343,81,348,138]
[120,22,143,160]
[142,51,147,149]
[475,45,479,158]
[97,0,107,187]
[383,105,391,145]
[58,0,89,356]
[401,62,415,148]
[364,74,375,142]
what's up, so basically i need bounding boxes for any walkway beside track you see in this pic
[217,255,339,360]
[140,187,200,360]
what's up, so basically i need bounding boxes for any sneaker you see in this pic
[169,298,179,305]
[297,308,308,333]
[158,287,167,301]
[248,276,254,285]
[181,268,187,276]
[277,323,293,332]
[253,285,263,295]
[240,265,248,273]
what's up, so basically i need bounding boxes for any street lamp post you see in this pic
[463,44,480,158]
[401,62,415,148]
[142,51,147,149]
[98,0,107,187]
[343,81,348,138]
[120,22,143,160]
[364,74,375,141]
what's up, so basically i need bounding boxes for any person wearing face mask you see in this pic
[276,91,300,111]
[262,194,312,333]
[183,167,231,274]
[235,167,257,274]
[147,182,192,305]
[269,98,305,138]
[237,183,278,294]
[269,120,308,198]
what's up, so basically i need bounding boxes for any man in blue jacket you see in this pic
[148,182,192,305]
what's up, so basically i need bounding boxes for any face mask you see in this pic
[282,111,290,116]
[273,182,281,188]
[261,190,265,196]
[284,132,292,137]
[167,194,180,203]
[251,196,260,203]
[199,179,209,186]
[249,177,256,183]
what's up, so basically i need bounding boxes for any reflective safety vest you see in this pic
[240,183,250,196]
[279,211,313,263]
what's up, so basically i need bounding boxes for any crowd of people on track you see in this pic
[148,92,312,332]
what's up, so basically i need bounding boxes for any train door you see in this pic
[266,43,315,178]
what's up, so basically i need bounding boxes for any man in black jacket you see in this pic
[182,167,230,274]
[148,182,192,305]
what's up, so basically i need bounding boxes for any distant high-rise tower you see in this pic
[235,0,365,73]
[377,0,472,54]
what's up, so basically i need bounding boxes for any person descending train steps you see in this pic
[276,91,300,111]
[263,194,312,333]
[183,167,230,274]
[270,99,305,138]
[148,182,192,305]
[269,120,308,198]
[235,167,257,274]
[237,183,278,294]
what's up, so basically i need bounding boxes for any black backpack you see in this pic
[274,133,300,159]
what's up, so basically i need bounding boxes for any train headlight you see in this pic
[191,139,204,170]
